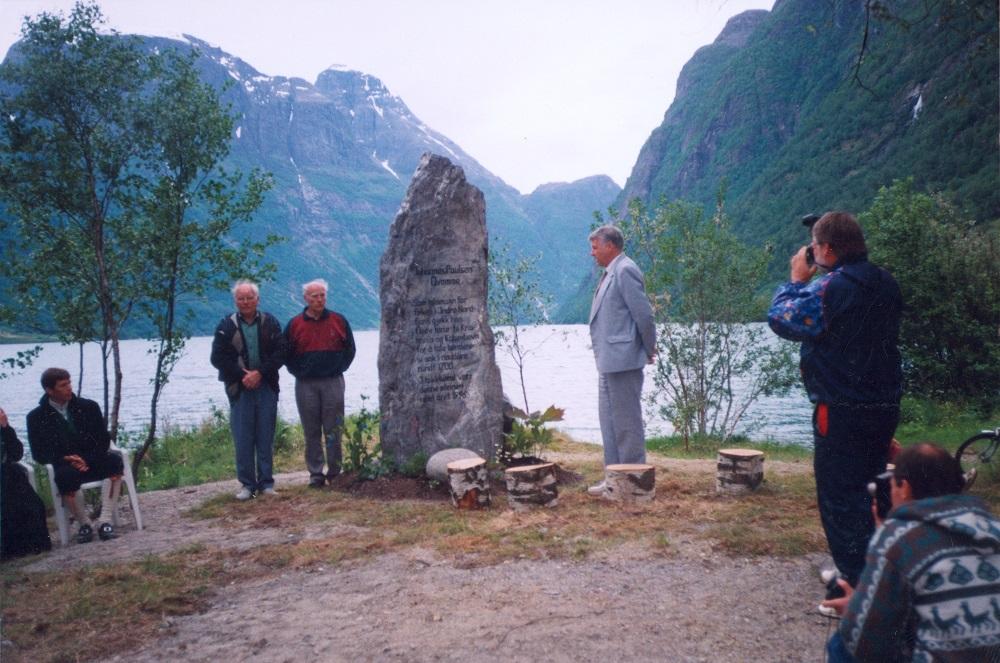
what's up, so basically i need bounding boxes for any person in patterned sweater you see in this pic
[823,443,1000,662]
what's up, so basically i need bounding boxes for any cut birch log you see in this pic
[447,458,490,509]
[603,464,655,502]
[716,448,765,494]
[504,463,558,511]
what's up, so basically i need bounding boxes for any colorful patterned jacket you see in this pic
[768,254,902,407]
[839,494,1000,662]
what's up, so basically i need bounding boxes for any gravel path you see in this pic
[24,460,837,662]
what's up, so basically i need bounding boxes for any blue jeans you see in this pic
[230,383,278,491]
[826,632,858,663]
[813,403,898,586]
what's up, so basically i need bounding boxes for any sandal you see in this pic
[97,522,115,541]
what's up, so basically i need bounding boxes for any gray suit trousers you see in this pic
[598,368,646,466]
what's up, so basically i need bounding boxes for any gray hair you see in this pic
[231,279,259,298]
[302,278,329,295]
[589,225,624,249]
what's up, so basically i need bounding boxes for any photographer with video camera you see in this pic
[767,212,903,613]
[821,443,1000,662]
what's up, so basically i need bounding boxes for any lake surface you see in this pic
[0,324,813,447]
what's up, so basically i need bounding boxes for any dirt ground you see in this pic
[18,455,838,662]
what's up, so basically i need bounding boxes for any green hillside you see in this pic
[619,0,997,263]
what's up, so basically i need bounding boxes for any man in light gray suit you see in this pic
[587,225,656,497]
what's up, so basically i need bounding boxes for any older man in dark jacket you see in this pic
[211,280,287,500]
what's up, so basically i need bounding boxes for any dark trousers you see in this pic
[813,403,898,587]
[52,451,124,495]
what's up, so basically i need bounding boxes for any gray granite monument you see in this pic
[378,153,504,464]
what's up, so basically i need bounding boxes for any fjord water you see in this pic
[1,324,813,447]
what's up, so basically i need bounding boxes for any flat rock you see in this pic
[425,448,484,482]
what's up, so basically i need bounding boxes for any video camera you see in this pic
[801,213,820,267]
[867,468,894,520]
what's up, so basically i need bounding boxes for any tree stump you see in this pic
[603,464,656,502]
[447,458,491,509]
[504,463,558,511]
[716,448,765,494]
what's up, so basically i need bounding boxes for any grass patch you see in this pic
[1,548,229,663]
[185,459,825,566]
[646,434,813,461]
[137,409,307,491]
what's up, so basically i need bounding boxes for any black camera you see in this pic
[801,214,820,267]
[867,469,894,520]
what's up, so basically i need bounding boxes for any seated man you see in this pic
[823,443,1000,662]
[26,368,123,544]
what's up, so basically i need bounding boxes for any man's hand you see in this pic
[647,353,656,365]
[0,407,8,428]
[64,454,89,472]
[820,578,854,617]
[241,369,262,390]
[790,246,817,284]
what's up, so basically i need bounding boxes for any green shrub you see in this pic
[342,400,392,480]
[397,451,429,478]
[498,405,564,464]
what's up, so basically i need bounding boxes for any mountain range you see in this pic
[165,35,620,329]
[3,0,996,333]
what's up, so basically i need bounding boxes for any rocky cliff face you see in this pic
[618,0,998,260]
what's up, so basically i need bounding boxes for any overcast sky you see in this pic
[1,0,775,194]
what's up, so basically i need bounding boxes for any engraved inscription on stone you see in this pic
[413,290,478,404]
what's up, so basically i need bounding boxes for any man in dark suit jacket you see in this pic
[587,225,656,497]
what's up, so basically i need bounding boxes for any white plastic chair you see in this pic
[45,444,144,546]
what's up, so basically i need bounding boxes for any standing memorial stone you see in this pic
[379,153,504,464]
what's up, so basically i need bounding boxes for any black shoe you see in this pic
[308,477,325,489]
[97,522,115,541]
[77,524,94,544]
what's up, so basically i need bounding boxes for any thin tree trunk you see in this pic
[77,341,85,397]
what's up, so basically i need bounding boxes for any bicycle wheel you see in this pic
[955,433,997,483]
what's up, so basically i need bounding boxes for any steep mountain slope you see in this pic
[619,0,998,259]
[164,35,620,329]
[1,34,619,333]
